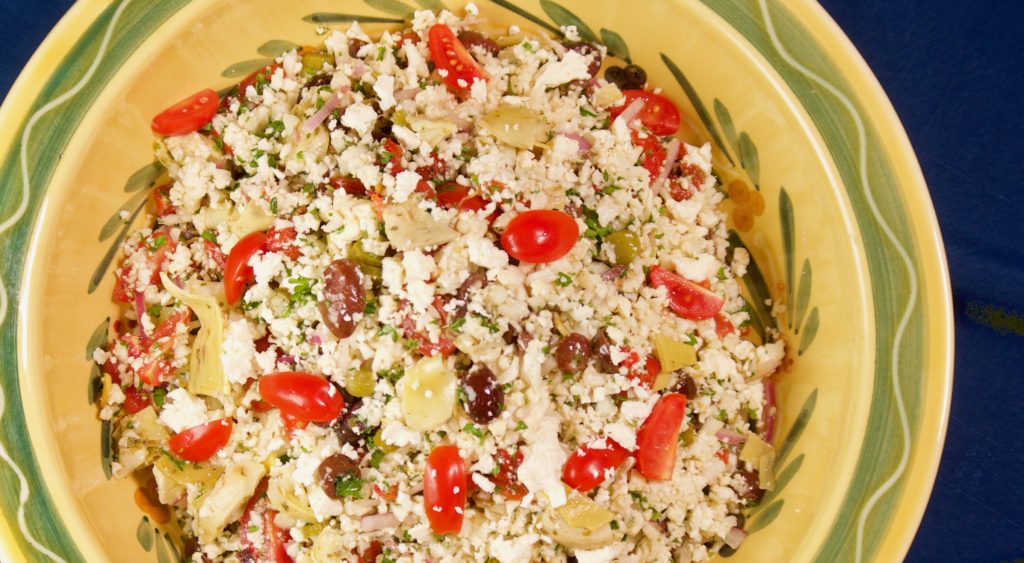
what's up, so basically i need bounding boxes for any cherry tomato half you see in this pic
[609,90,681,136]
[151,88,219,136]
[258,371,345,423]
[123,386,152,415]
[562,439,631,492]
[622,352,661,389]
[423,444,467,535]
[427,24,488,93]
[648,265,725,320]
[224,231,268,305]
[635,393,687,480]
[500,209,579,263]
[168,417,233,463]
[240,480,293,563]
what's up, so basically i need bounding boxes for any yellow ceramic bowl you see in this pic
[0,0,952,561]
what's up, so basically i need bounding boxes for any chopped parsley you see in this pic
[377,324,399,341]
[463,423,486,443]
[579,106,597,118]
[288,276,314,306]
[363,299,379,315]
[581,206,612,240]
[472,313,500,333]
[152,387,167,409]
[147,235,167,251]
[448,316,467,332]
[555,272,573,287]
[514,421,528,431]
[200,230,217,243]
[270,197,279,214]
[334,472,364,499]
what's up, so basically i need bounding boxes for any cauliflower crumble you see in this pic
[98,6,785,562]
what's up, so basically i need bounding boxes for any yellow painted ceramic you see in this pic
[0,0,953,562]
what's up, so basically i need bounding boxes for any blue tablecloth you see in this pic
[2,1,1022,561]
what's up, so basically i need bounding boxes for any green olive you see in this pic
[681,427,696,445]
[372,428,397,453]
[345,367,375,398]
[606,230,641,265]
[348,241,383,283]
[302,51,332,74]
[391,109,409,128]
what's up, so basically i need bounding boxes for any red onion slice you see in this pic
[724,526,747,549]
[615,98,645,128]
[761,379,777,444]
[350,61,369,77]
[602,265,626,282]
[360,512,399,532]
[557,132,592,153]
[300,93,340,134]
[134,291,148,342]
[395,88,419,102]
[715,428,747,445]
[655,139,681,186]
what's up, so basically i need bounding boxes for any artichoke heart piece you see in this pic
[480,105,550,149]
[382,202,458,251]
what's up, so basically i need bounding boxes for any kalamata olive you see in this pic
[331,400,365,448]
[733,512,746,529]
[460,366,504,424]
[555,332,591,374]
[622,64,647,88]
[591,328,617,372]
[457,30,501,57]
[319,259,365,339]
[317,453,360,499]
[734,470,765,503]
[348,38,367,58]
[452,271,487,319]
[673,375,698,399]
[502,326,519,346]
[563,42,602,78]
[604,65,628,89]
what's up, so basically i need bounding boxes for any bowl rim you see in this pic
[0,1,954,562]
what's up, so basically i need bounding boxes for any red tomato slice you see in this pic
[237,64,282,99]
[151,88,219,136]
[258,371,345,423]
[123,386,152,415]
[168,417,233,462]
[714,313,735,337]
[635,393,688,480]
[622,352,661,389]
[423,444,467,535]
[562,439,631,492]
[631,130,666,181]
[609,90,681,136]
[266,227,301,261]
[436,181,471,208]
[648,265,725,320]
[203,239,227,270]
[500,209,579,263]
[150,183,175,217]
[331,176,368,197]
[224,231,268,305]
[427,24,488,92]
[240,480,294,563]
[357,541,384,563]
[380,139,404,174]
[493,448,528,500]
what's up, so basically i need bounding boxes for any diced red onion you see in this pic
[724,527,747,550]
[360,512,399,532]
[395,88,419,102]
[309,334,322,346]
[655,139,681,186]
[615,98,645,128]
[716,428,747,445]
[761,379,777,444]
[134,292,148,342]
[557,132,592,153]
[279,355,297,366]
[350,62,368,77]
[602,265,626,282]
[300,93,340,134]
[450,114,472,133]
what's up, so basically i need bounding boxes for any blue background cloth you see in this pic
[1,1,1022,561]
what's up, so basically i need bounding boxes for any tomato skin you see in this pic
[123,386,152,414]
[493,448,528,500]
[380,138,404,174]
[237,64,281,99]
[436,181,471,208]
[714,313,735,337]
[648,265,725,320]
[258,371,345,423]
[266,227,301,261]
[622,352,661,389]
[423,444,467,535]
[150,184,175,217]
[631,130,666,181]
[609,90,681,136]
[500,210,579,263]
[202,239,227,270]
[151,88,219,136]
[331,176,368,197]
[427,24,488,92]
[224,231,268,305]
[168,417,233,462]
[635,393,688,480]
[562,440,631,492]
[240,480,293,563]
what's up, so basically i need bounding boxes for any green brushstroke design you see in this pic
[779,188,795,325]
[539,0,597,42]
[798,307,819,355]
[748,499,784,532]
[123,161,165,193]
[776,388,817,466]
[89,195,148,293]
[794,259,812,333]
[136,517,153,551]
[737,131,760,188]
[256,39,300,57]
[599,28,630,62]
[99,187,150,242]
[302,12,405,24]
[485,0,561,35]
[660,53,735,165]
[220,58,274,78]
[365,0,416,19]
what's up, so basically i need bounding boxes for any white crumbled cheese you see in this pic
[340,102,378,136]
[100,8,785,561]
[158,388,209,433]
